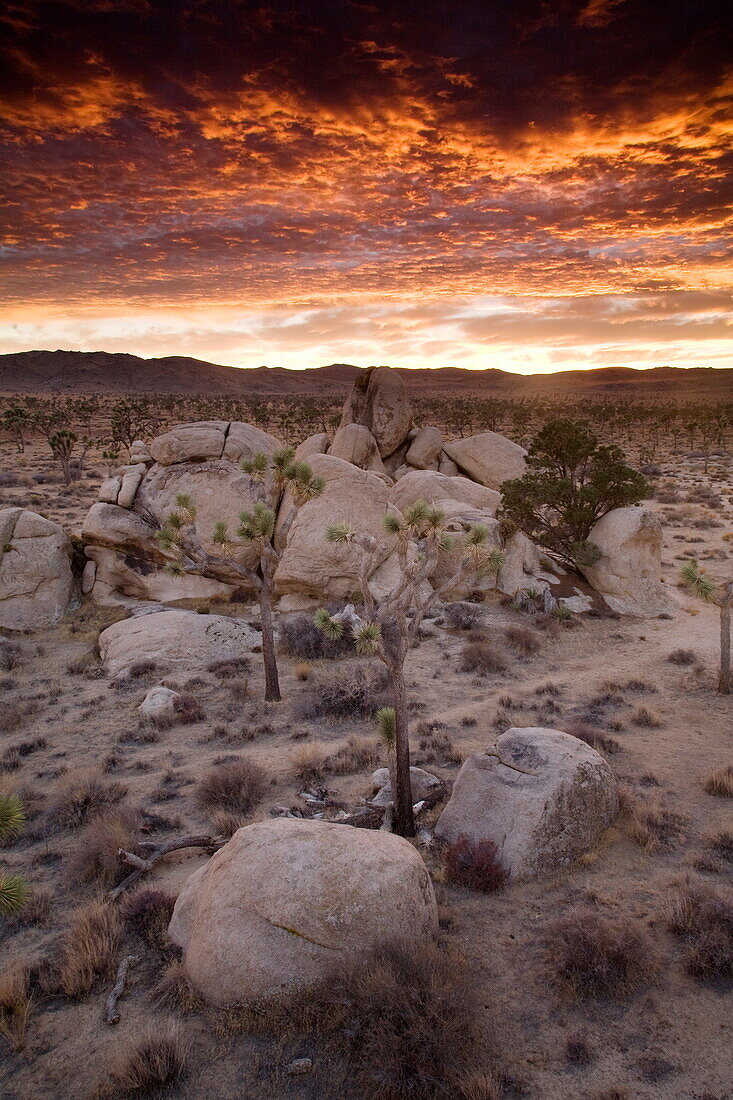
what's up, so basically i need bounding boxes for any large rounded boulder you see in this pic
[442,431,527,490]
[581,506,674,616]
[338,366,412,458]
[168,818,438,1004]
[0,508,76,629]
[435,727,617,881]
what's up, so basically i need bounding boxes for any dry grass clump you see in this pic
[51,768,126,829]
[631,705,663,729]
[196,758,266,815]
[455,1070,502,1099]
[667,648,697,666]
[69,807,138,886]
[209,809,247,838]
[128,659,158,679]
[328,734,380,775]
[703,764,733,797]
[0,638,22,672]
[109,1027,188,1095]
[207,655,250,680]
[295,662,389,719]
[0,965,32,1051]
[565,719,621,755]
[291,743,329,785]
[416,724,463,766]
[279,612,355,659]
[460,641,507,675]
[294,661,311,681]
[704,830,733,863]
[55,900,123,997]
[152,959,203,1014]
[5,885,52,929]
[443,835,508,893]
[445,602,483,631]
[544,906,657,999]
[666,878,733,979]
[622,792,689,850]
[504,625,542,656]
[121,888,175,950]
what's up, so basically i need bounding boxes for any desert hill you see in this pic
[0,349,730,400]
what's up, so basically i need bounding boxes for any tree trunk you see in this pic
[259,578,281,702]
[388,662,415,837]
[718,583,732,695]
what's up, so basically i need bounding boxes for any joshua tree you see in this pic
[316,500,498,836]
[680,559,732,694]
[0,405,31,453]
[157,449,324,702]
[0,793,27,916]
[49,429,77,485]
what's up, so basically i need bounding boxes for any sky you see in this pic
[0,0,731,375]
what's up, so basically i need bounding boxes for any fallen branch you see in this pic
[109,834,225,901]
[105,954,139,1025]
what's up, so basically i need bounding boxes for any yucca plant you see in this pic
[0,793,28,917]
[680,559,732,694]
[156,449,324,702]
[316,499,494,836]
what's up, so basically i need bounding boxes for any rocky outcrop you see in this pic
[99,609,261,678]
[0,508,76,630]
[168,818,438,1004]
[328,424,387,475]
[338,366,412,458]
[149,421,229,465]
[274,454,401,599]
[443,431,527,490]
[435,727,617,881]
[580,506,674,617]
[370,766,442,807]
[139,685,180,724]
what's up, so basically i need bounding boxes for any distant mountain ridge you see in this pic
[0,349,730,400]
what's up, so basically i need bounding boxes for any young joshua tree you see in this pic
[157,448,324,702]
[0,793,27,916]
[49,429,78,486]
[680,559,733,694]
[316,500,498,836]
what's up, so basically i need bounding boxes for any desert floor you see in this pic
[0,432,731,1099]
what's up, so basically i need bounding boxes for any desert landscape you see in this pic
[0,362,731,1100]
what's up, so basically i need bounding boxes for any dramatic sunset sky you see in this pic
[0,0,730,374]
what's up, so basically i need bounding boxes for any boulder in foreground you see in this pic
[168,818,438,1004]
[0,508,76,630]
[435,727,617,881]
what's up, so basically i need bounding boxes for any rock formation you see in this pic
[0,508,76,629]
[581,505,675,616]
[168,818,438,1004]
[435,727,618,881]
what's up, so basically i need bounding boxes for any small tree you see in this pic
[157,449,324,702]
[0,793,27,916]
[680,559,732,694]
[0,405,31,454]
[316,500,498,836]
[499,419,649,570]
[49,429,77,485]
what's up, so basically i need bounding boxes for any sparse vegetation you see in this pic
[51,768,126,829]
[544,906,657,998]
[197,759,267,815]
[0,966,32,1051]
[666,878,733,979]
[703,764,733,797]
[55,900,123,997]
[69,807,138,886]
[443,835,508,892]
[109,1027,188,1095]
[460,641,507,675]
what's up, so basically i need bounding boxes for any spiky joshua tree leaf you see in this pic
[313,608,345,640]
[376,707,396,750]
[0,873,29,916]
[0,793,25,838]
[354,621,381,655]
[326,522,354,544]
[680,559,716,602]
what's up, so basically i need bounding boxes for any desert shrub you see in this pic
[56,900,123,997]
[565,1033,593,1065]
[565,720,621,755]
[443,835,508,892]
[152,959,202,1013]
[544,906,656,998]
[121,888,176,950]
[703,764,733,797]
[0,965,32,1051]
[109,1027,188,1094]
[416,725,463,766]
[461,641,507,675]
[328,735,380,775]
[5,885,52,928]
[279,612,355,659]
[172,693,205,724]
[504,625,541,656]
[667,648,697,666]
[0,639,22,672]
[295,662,389,719]
[69,807,138,886]
[631,706,663,729]
[624,794,688,850]
[51,768,126,829]
[128,659,157,679]
[445,602,483,631]
[292,743,328,785]
[207,656,251,680]
[704,830,733,862]
[666,878,733,979]
[210,809,247,838]
[294,661,311,681]
[196,759,266,815]
[455,1071,502,1099]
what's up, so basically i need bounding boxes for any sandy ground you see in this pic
[1,433,731,1099]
